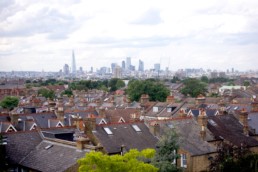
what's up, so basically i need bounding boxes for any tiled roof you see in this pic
[248,112,258,134]
[20,140,88,172]
[155,118,216,156]
[93,122,158,154]
[207,114,258,147]
[4,131,42,164]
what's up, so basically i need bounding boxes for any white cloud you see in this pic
[0,0,258,72]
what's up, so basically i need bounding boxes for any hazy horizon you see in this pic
[1,0,258,72]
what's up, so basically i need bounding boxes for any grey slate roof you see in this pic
[158,118,216,156]
[4,131,42,164]
[20,140,88,172]
[207,114,258,147]
[93,122,158,154]
[248,112,258,134]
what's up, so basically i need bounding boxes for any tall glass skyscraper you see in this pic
[138,59,144,72]
[72,50,76,77]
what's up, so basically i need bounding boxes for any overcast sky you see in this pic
[0,0,258,72]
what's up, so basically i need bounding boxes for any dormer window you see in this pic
[153,107,158,112]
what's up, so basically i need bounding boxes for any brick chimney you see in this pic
[149,121,160,137]
[140,94,149,104]
[179,109,187,117]
[197,109,207,139]
[195,94,206,105]
[68,96,75,107]
[55,98,64,122]
[76,137,89,150]
[84,115,96,132]
[10,113,19,126]
[239,109,249,136]
[251,98,258,112]
[98,107,106,118]
[166,96,175,104]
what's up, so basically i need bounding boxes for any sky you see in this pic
[0,0,258,72]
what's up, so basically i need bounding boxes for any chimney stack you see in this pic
[251,97,258,112]
[140,94,149,104]
[76,137,89,150]
[239,109,249,136]
[166,96,175,104]
[195,94,206,105]
[55,98,64,122]
[149,121,160,137]
[84,115,96,132]
[10,113,19,126]
[197,109,207,139]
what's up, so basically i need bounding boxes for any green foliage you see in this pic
[209,142,250,172]
[61,89,73,97]
[69,80,109,91]
[78,149,158,172]
[209,77,233,83]
[108,78,125,92]
[152,129,181,172]
[0,96,19,110]
[243,81,250,87]
[38,88,55,99]
[127,80,170,102]
[171,76,180,83]
[200,76,209,83]
[180,78,207,97]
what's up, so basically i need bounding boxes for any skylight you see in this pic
[208,119,217,126]
[103,127,113,135]
[132,125,141,132]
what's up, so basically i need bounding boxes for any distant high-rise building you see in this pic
[126,57,131,71]
[63,64,70,76]
[72,50,76,76]
[90,67,93,73]
[122,60,125,70]
[113,65,122,78]
[138,60,144,72]
[111,63,116,73]
[154,63,160,73]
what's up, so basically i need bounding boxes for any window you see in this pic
[172,150,176,164]
[181,154,187,168]
[153,107,159,112]
[132,125,141,132]
[103,127,113,135]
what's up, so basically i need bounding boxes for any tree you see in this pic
[78,149,158,172]
[0,96,19,110]
[180,78,207,97]
[243,81,250,87]
[126,80,170,102]
[61,89,73,97]
[38,88,55,99]
[108,78,125,92]
[200,76,209,83]
[152,129,182,172]
[209,142,250,172]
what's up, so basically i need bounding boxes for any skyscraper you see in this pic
[113,65,122,78]
[122,60,125,70]
[138,59,144,72]
[72,50,76,76]
[63,64,70,76]
[126,57,131,71]
[154,63,160,73]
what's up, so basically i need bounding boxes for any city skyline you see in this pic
[1,0,258,72]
